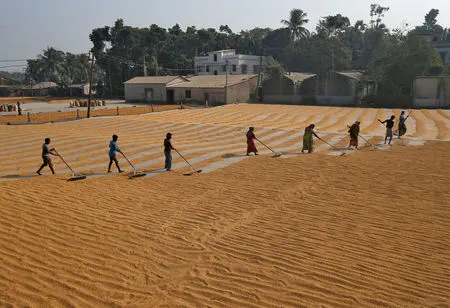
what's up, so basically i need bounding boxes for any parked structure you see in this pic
[124,76,189,103]
[195,49,265,76]
[262,73,317,104]
[124,75,258,105]
[262,71,373,106]
[413,76,450,108]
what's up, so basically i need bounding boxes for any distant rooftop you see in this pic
[284,73,316,83]
[124,76,188,84]
[169,74,257,89]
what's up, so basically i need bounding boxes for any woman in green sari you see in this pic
[302,124,319,153]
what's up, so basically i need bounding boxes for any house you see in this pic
[434,41,450,67]
[261,71,373,106]
[262,73,317,104]
[20,82,57,96]
[169,75,258,105]
[195,49,266,76]
[124,76,189,103]
[416,28,450,67]
[316,71,369,106]
[124,75,258,105]
[70,83,94,96]
[413,76,450,108]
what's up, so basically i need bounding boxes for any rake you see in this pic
[121,151,146,178]
[175,149,202,176]
[54,150,87,181]
[317,136,346,156]
[256,138,282,158]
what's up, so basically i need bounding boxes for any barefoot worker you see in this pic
[164,133,175,171]
[107,134,123,173]
[398,111,410,139]
[378,115,395,145]
[246,127,258,156]
[302,124,319,153]
[36,138,57,175]
[348,121,360,149]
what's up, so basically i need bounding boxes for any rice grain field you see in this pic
[0,104,449,307]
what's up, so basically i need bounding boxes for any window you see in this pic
[213,54,218,62]
[439,52,447,64]
[253,65,259,73]
[206,66,210,73]
[185,90,191,99]
[232,65,237,72]
[241,64,247,74]
[222,65,227,72]
[196,66,203,73]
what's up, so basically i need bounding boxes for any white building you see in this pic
[194,49,266,76]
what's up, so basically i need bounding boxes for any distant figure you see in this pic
[17,102,22,115]
[302,124,319,153]
[398,111,409,138]
[348,121,360,149]
[108,134,123,173]
[164,133,175,171]
[379,115,395,145]
[36,138,57,175]
[246,127,258,156]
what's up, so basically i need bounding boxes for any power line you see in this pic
[0,64,27,69]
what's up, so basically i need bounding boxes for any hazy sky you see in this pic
[1,0,449,71]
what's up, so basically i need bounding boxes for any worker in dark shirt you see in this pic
[36,138,57,175]
[378,115,395,145]
[164,133,175,171]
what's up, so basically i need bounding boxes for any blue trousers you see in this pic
[164,150,172,170]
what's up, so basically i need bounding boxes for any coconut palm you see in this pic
[281,9,310,43]
[37,47,65,82]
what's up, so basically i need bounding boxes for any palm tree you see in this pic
[38,47,65,82]
[281,9,310,44]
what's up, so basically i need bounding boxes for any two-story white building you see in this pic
[195,49,266,76]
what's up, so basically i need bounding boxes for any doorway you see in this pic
[166,89,175,103]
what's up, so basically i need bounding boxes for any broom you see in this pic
[54,150,87,181]
[255,138,282,158]
[121,151,146,178]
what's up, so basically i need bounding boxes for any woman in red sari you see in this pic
[246,127,258,155]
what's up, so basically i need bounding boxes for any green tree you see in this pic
[370,4,390,29]
[281,9,310,44]
[37,47,65,82]
[317,14,351,38]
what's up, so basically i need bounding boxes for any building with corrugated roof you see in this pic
[124,75,258,105]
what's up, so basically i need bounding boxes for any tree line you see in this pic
[22,4,447,97]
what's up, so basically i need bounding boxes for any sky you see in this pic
[1,0,449,72]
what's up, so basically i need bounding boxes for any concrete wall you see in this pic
[263,95,303,104]
[316,96,355,106]
[228,80,252,104]
[173,87,225,104]
[172,78,256,104]
[124,84,167,103]
[413,77,450,107]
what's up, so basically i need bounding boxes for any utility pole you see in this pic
[332,46,335,72]
[256,50,264,102]
[143,54,147,76]
[225,60,229,104]
[87,50,95,118]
